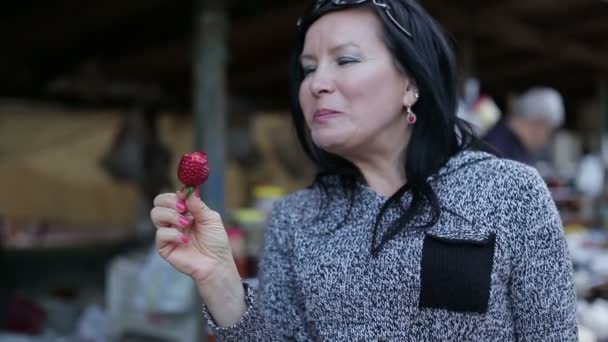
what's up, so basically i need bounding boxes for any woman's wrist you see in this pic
[195,259,241,296]
[195,260,247,327]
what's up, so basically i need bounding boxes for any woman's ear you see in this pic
[402,77,419,108]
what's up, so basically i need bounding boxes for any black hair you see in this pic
[288,0,484,256]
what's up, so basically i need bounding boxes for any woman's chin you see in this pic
[312,139,350,156]
[311,128,358,153]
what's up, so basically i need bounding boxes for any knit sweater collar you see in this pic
[316,149,493,199]
[305,150,494,236]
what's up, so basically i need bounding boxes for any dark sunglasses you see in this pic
[298,0,413,39]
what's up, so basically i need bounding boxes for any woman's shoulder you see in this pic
[437,150,554,219]
[444,150,547,192]
[273,187,315,212]
[268,185,325,224]
[440,150,559,232]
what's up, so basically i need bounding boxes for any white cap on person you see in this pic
[513,87,565,128]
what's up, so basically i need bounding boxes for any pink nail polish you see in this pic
[181,235,189,244]
[176,201,186,212]
[178,216,190,227]
[194,188,200,198]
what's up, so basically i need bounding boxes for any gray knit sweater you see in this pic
[205,151,578,341]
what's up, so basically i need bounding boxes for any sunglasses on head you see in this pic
[298,0,413,39]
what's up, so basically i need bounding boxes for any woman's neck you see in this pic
[353,153,407,198]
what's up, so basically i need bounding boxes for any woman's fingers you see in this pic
[176,188,188,201]
[153,193,187,214]
[150,206,193,229]
[156,227,190,248]
[152,189,223,233]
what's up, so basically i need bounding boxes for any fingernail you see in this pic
[176,201,186,212]
[178,216,190,227]
[181,235,189,244]
[194,188,200,198]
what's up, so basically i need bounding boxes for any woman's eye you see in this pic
[337,57,358,66]
[302,66,316,76]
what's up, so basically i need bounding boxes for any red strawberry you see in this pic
[177,151,209,197]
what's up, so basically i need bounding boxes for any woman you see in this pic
[151,0,577,340]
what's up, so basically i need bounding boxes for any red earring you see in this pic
[407,106,417,125]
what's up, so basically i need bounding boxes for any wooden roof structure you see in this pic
[1,0,608,114]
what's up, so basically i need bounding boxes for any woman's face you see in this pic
[299,7,418,159]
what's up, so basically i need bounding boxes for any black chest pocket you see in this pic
[418,233,496,314]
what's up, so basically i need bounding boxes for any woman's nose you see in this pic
[309,67,335,96]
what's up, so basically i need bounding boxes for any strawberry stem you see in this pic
[183,185,195,198]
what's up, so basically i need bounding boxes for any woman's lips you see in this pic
[313,108,341,123]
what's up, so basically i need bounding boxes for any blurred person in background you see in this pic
[484,87,565,165]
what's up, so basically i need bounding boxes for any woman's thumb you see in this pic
[184,189,223,226]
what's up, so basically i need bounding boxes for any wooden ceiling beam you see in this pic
[472,10,608,62]
[474,0,520,16]
[0,0,191,89]
[0,0,176,63]
[479,42,608,82]
[479,0,594,17]
[100,4,304,84]
[481,45,608,83]
[434,4,608,74]
[229,4,304,52]
[554,16,608,36]
[481,14,608,72]
[231,61,290,90]
[483,71,596,96]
